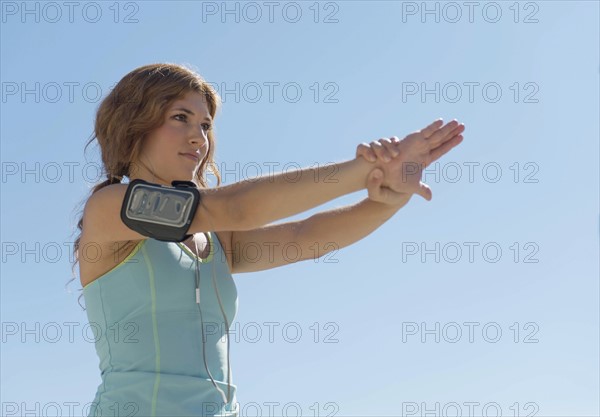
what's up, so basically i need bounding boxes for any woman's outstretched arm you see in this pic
[229,193,410,274]
[195,119,464,233]
[195,157,377,232]
[225,121,465,274]
[297,194,409,259]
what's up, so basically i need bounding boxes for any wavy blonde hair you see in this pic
[67,63,223,309]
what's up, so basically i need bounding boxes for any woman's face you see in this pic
[129,91,212,186]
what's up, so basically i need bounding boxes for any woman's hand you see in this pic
[357,118,465,201]
[356,138,412,206]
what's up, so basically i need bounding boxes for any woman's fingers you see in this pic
[429,134,464,162]
[417,181,433,201]
[356,137,402,163]
[379,138,400,160]
[369,139,395,162]
[356,143,377,162]
[432,123,464,150]
[420,119,444,138]
[427,121,464,147]
[359,120,462,167]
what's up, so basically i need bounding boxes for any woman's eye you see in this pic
[173,114,211,132]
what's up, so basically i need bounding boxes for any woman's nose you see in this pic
[189,132,208,147]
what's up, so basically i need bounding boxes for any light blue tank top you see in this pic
[83,233,239,417]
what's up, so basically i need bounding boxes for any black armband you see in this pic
[120,179,201,242]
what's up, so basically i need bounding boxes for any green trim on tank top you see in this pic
[82,239,147,290]
[140,242,161,416]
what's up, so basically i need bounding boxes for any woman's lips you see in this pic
[181,153,199,163]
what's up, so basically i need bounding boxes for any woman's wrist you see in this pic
[329,156,378,195]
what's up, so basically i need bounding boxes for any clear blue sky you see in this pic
[2,1,599,415]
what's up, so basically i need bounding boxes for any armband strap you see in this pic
[120,179,201,242]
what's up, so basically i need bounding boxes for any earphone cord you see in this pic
[194,236,232,408]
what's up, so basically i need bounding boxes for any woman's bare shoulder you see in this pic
[82,183,147,244]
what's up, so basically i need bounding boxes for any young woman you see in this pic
[70,63,464,417]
